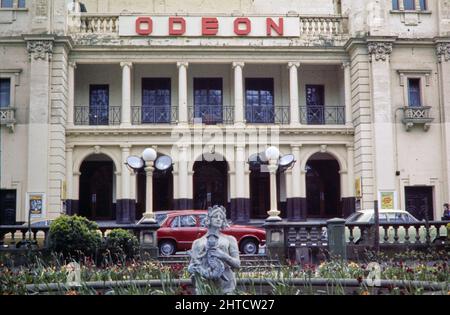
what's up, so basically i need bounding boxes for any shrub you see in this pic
[105,229,139,260]
[48,215,101,258]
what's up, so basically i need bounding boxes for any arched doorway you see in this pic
[306,153,341,218]
[79,154,115,221]
[249,165,282,220]
[136,155,174,217]
[193,157,228,210]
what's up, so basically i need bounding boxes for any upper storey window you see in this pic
[0,0,25,8]
[0,78,11,107]
[392,0,427,11]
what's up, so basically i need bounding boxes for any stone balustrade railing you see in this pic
[67,14,348,37]
[0,107,16,132]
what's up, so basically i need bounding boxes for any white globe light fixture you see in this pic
[142,148,157,162]
[265,146,282,222]
[265,146,280,161]
[138,148,158,224]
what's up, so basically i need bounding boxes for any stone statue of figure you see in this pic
[188,205,241,295]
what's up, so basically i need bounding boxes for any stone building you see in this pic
[1,0,449,224]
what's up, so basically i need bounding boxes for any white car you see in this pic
[344,209,448,244]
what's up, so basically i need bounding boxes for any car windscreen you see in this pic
[346,212,364,223]
[155,213,168,225]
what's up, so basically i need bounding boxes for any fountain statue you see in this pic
[188,205,241,295]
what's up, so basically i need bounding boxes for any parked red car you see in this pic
[155,210,266,256]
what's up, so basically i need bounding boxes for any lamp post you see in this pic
[265,146,282,222]
[138,147,157,224]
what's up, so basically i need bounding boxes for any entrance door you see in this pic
[405,187,434,220]
[0,190,16,225]
[89,85,109,125]
[80,161,114,220]
[193,161,228,210]
[305,85,325,125]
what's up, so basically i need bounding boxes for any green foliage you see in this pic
[48,215,101,258]
[105,229,139,260]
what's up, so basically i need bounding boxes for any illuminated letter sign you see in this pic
[234,18,251,36]
[169,17,186,35]
[266,17,283,36]
[135,17,153,35]
[202,17,219,36]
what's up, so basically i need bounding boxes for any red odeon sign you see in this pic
[118,16,300,37]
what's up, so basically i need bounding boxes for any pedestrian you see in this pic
[442,203,450,221]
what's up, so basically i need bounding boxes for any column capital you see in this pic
[120,62,133,68]
[345,143,355,149]
[367,42,393,62]
[287,62,300,69]
[436,42,450,63]
[290,144,302,150]
[26,40,53,62]
[68,61,77,69]
[177,61,189,69]
[66,144,75,151]
[120,144,131,150]
[232,62,245,69]
[342,61,351,69]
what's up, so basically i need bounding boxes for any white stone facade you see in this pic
[0,0,449,223]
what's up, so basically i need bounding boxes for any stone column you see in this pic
[343,62,353,126]
[437,42,450,207]
[232,144,250,223]
[267,159,282,221]
[120,62,132,127]
[368,41,397,206]
[232,62,245,125]
[177,62,189,124]
[72,171,81,215]
[287,145,306,221]
[67,61,76,126]
[65,146,78,215]
[117,145,135,223]
[288,62,300,126]
[341,144,356,217]
[175,144,193,209]
[25,39,53,218]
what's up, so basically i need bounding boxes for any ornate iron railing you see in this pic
[188,105,234,125]
[402,106,434,131]
[0,107,15,132]
[245,106,290,124]
[300,106,345,125]
[131,106,178,124]
[74,106,121,126]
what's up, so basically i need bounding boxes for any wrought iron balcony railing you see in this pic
[300,106,345,125]
[245,106,290,124]
[188,105,234,125]
[0,107,16,132]
[74,106,121,126]
[401,106,434,131]
[132,106,178,124]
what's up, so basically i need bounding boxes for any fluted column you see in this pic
[233,62,245,125]
[67,61,76,126]
[343,62,353,126]
[120,62,132,126]
[177,62,189,124]
[288,62,300,126]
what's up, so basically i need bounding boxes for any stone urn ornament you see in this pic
[188,205,241,295]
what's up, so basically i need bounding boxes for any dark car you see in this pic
[156,210,266,256]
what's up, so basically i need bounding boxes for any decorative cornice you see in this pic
[367,42,393,62]
[26,40,53,62]
[436,43,450,63]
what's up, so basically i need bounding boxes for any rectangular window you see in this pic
[403,0,415,10]
[245,78,274,123]
[0,0,13,8]
[194,78,223,124]
[392,0,399,10]
[0,78,11,108]
[142,78,171,123]
[408,78,421,107]
[18,0,25,8]
[419,0,427,10]
[89,85,109,125]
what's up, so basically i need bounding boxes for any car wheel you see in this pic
[159,240,176,256]
[240,239,259,255]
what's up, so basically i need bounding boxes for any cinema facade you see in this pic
[1,0,450,225]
